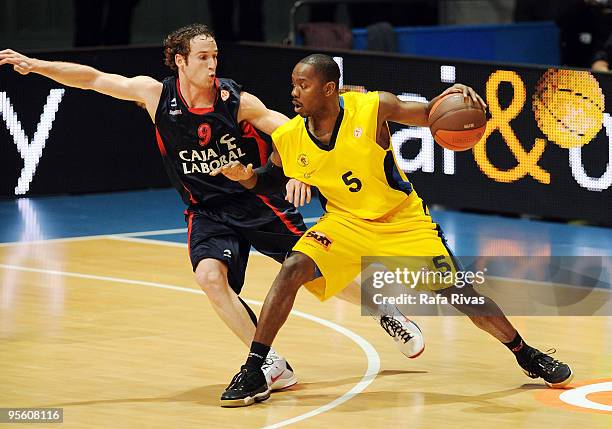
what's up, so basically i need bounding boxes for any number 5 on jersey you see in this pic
[342,171,362,192]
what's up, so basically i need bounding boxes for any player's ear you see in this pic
[175,53,186,68]
[324,81,337,96]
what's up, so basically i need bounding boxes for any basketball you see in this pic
[428,92,487,151]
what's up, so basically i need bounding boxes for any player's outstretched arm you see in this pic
[229,90,311,206]
[222,90,288,187]
[0,49,162,121]
[237,91,289,135]
[378,84,486,127]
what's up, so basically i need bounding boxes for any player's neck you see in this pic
[308,103,341,141]
[178,77,216,108]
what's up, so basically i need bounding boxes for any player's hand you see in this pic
[285,179,311,207]
[210,161,254,181]
[441,83,487,110]
[0,49,36,75]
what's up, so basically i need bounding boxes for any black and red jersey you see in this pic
[154,76,279,212]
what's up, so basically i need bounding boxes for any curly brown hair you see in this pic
[163,24,215,72]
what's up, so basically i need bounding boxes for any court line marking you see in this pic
[0,234,112,247]
[104,236,277,256]
[116,228,188,237]
[35,236,612,295]
[5,236,610,297]
[7,235,609,293]
[104,235,186,247]
[0,263,381,428]
[559,381,612,412]
[0,217,321,247]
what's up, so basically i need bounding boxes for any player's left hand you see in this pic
[210,161,254,181]
[285,179,311,207]
[441,83,487,110]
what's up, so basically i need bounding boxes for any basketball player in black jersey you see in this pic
[0,24,306,390]
[1,24,425,392]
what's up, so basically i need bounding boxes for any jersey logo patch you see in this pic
[198,123,212,147]
[220,133,237,149]
[354,127,363,138]
[304,231,332,250]
[297,153,309,167]
[221,89,230,101]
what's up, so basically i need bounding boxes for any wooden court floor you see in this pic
[1,237,611,428]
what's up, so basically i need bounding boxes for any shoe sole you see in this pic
[407,321,425,359]
[270,375,298,391]
[220,389,271,408]
[522,368,574,389]
[408,344,425,359]
[545,369,574,389]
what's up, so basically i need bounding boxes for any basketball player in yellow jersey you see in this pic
[214,54,573,407]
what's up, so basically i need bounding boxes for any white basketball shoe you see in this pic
[379,313,425,359]
[262,349,298,391]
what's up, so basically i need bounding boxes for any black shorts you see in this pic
[185,194,307,294]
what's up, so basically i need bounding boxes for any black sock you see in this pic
[245,341,270,369]
[503,332,533,361]
[238,296,257,326]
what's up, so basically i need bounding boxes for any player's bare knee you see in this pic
[195,266,229,297]
[278,252,315,290]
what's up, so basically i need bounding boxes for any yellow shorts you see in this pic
[294,192,459,301]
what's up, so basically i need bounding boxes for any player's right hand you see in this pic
[440,83,487,110]
[210,161,254,181]
[286,179,311,207]
[0,49,36,75]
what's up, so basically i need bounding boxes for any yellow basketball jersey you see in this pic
[272,91,415,220]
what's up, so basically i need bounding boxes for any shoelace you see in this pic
[527,348,562,376]
[227,369,247,389]
[380,315,414,343]
[261,357,275,370]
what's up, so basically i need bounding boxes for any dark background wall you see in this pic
[1,43,610,224]
[0,0,517,50]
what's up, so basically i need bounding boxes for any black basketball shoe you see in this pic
[220,365,270,407]
[517,348,573,388]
